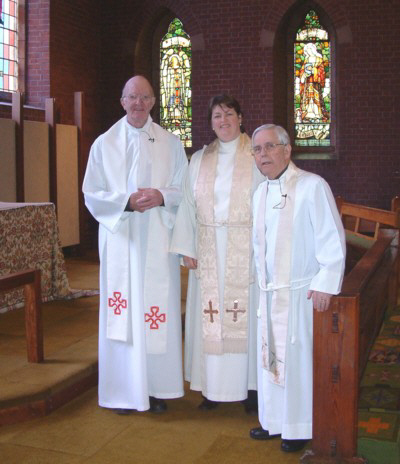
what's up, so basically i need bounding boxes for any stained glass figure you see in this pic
[0,0,18,92]
[160,18,192,147]
[294,10,330,147]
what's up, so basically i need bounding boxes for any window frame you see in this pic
[286,5,338,160]
[0,0,25,102]
[159,17,192,149]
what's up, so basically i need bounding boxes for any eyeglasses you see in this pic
[251,142,286,156]
[122,94,155,103]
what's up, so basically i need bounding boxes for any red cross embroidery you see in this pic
[145,306,166,329]
[108,292,127,315]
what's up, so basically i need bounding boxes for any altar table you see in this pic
[0,202,71,312]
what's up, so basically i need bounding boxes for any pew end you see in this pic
[301,198,399,463]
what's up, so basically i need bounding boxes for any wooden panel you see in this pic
[12,92,24,201]
[56,124,80,247]
[24,121,50,202]
[0,119,17,202]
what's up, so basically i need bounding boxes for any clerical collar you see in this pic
[268,163,289,181]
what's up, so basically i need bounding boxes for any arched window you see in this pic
[294,10,331,148]
[0,0,18,93]
[160,18,192,148]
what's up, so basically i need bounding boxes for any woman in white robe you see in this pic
[171,95,264,412]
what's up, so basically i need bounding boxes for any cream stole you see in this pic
[255,161,298,386]
[195,133,253,354]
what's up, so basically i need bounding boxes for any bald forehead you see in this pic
[122,76,154,97]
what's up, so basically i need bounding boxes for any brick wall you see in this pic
[95,0,398,208]
[25,0,50,108]
[1,0,398,226]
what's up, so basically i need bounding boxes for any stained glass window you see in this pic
[160,18,192,147]
[294,10,330,147]
[0,0,18,93]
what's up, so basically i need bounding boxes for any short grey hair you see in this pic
[252,124,291,146]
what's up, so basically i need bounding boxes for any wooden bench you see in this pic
[302,200,399,463]
[0,269,43,363]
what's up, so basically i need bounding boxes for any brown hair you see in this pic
[207,94,245,133]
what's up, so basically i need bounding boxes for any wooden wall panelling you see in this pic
[0,119,17,202]
[12,92,24,201]
[23,121,50,202]
[56,124,80,247]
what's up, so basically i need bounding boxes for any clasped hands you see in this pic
[129,188,163,213]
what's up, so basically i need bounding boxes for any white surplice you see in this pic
[171,136,265,401]
[252,164,346,439]
[83,115,187,411]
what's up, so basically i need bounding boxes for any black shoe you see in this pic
[149,396,167,413]
[281,439,308,452]
[113,408,133,415]
[198,398,219,410]
[249,427,279,440]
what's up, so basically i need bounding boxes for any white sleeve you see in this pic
[158,137,188,212]
[308,178,346,295]
[170,150,203,258]
[82,138,131,234]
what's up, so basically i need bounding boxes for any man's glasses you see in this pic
[251,142,286,156]
[122,94,155,103]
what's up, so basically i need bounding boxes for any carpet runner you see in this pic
[358,305,400,463]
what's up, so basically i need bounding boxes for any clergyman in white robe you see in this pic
[83,114,187,411]
[171,133,264,402]
[251,124,346,444]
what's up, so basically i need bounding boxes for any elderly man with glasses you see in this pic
[249,124,346,453]
[83,75,187,415]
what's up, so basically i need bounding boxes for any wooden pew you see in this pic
[302,200,399,464]
[0,269,43,363]
[338,195,400,241]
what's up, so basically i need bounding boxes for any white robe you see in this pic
[252,166,346,439]
[83,115,187,411]
[171,136,264,401]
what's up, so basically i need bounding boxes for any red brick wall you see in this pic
[110,0,396,209]
[50,0,102,127]
[2,0,398,215]
[95,0,398,208]
[25,0,50,108]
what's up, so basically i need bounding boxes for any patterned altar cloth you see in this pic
[0,202,72,313]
